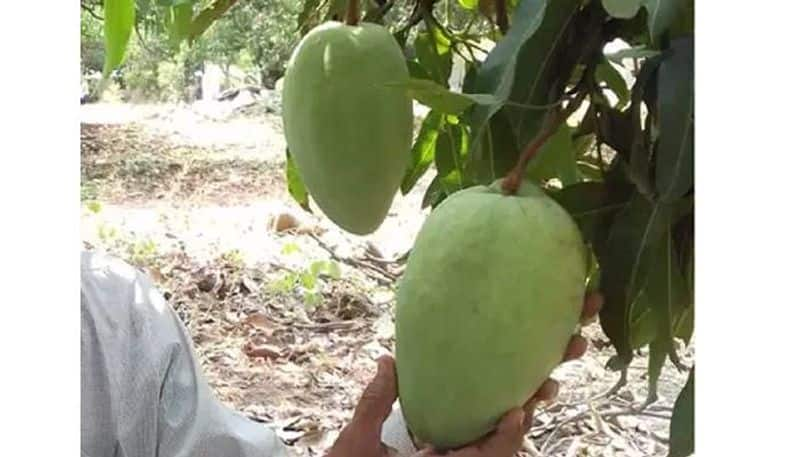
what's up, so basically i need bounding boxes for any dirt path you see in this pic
[81,101,692,457]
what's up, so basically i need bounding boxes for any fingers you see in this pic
[473,408,527,456]
[352,355,398,431]
[524,379,559,413]
[580,291,603,325]
[521,379,559,430]
[563,334,589,362]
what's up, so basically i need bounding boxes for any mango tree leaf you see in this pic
[458,0,478,9]
[505,0,584,146]
[469,0,584,179]
[627,56,662,197]
[644,0,688,43]
[598,195,673,366]
[549,181,630,242]
[297,0,322,31]
[285,149,311,212]
[326,0,348,20]
[526,123,578,186]
[407,60,430,80]
[415,28,453,85]
[595,59,631,109]
[102,0,136,77]
[421,176,447,209]
[467,0,556,150]
[668,367,694,457]
[643,225,690,402]
[468,110,519,184]
[630,302,658,349]
[655,38,694,202]
[385,79,498,115]
[605,45,661,64]
[668,0,694,39]
[646,337,670,403]
[402,111,444,194]
[189,0,238,43]
[434,117,471,194]
[602,0,642,19]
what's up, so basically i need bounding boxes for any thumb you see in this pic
[352,355,398,430]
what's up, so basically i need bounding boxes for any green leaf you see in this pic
[102,0,136,77]
[414,28,453,86]
[468,0,580,153]
[668,368,694,457]
[309,261,325,279]
[644,0,688,43]
[402,111,443,194]
[421,176,447,209]
[602,0,643,19]
[386,78,498,115]
[595,59,631,109]
[598,195,673,366]
[642,223,690,401]
[627,56,662,197]
[646,337,669,402]
[504,0,584,147]
[434,118,470,194]
[327,261,341,279]
[469,109,519,184]
[281,243,300,255]
[526,123,578,186]
[549,182,629,242]
[300,270,317,289]
[326,0,348,20]
[605,45,661,64]
[630,304,658,349]
[188,0,238,43]
[655,38,694,202]
[458,0,478,10]
[285,149,311,212]
[297,0,323,31]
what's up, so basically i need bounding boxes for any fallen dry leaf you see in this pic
[244,342,285,360]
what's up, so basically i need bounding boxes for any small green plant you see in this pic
[97,222,118,244]
[128,238,159,266]
[220,249,245,270]
[85,200,103,214]
[281,242,301,255]
[265,259,341,309]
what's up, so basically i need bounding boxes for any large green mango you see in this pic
[395,179,587,450]
[281,21,413,235]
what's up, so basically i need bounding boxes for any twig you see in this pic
[307,234,397,286]
[345,0,360,25]
[539,406,671,454]
[81,2,103,21]
[501,92,587,195]
[295,320,365,332]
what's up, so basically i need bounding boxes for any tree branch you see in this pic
[81,1,103,21]
[501,91,587,195]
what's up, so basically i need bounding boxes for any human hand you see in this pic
[411,291,604,456]
[326,292,603,457]
[325,355,400,457]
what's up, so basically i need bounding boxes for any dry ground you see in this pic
[80,100,693,457]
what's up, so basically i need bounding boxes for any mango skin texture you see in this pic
[395,180,587,450]
[281,21,413,235]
